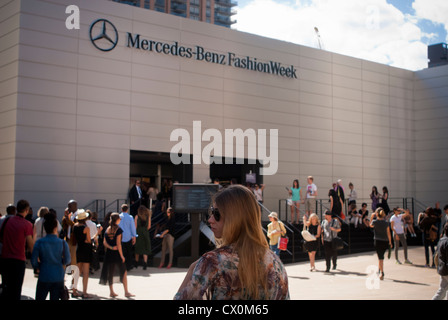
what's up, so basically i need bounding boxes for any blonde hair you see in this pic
[309,213,320,224]
[37,206,49,218]
[213,185,269,299]
[376,208,386,219]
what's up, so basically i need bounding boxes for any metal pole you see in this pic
[412,197,415,222]
[279,199,281,221]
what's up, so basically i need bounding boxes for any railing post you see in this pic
[348,217,351,254]
[412,197,415,223]
[318,199,322,221]
[344,200,348,220]
[292,232,295,263]
[278,199,282,220]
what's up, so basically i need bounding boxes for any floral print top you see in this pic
[174,245,289,300]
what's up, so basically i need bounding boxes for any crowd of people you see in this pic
[1,176,448,300]
[0,197,175,301]
[279,177,448,298]
[283,177,447,240]
[0,181,291,301]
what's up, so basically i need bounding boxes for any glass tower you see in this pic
[112,0,237,28]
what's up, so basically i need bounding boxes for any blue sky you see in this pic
[387,0,446,43]
[234,0,448,70]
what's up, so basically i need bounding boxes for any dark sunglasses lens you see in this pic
[209,207,220,221]
[214,210,220,221]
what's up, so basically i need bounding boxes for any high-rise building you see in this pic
[112,0,237,28]
[428,43,448,68]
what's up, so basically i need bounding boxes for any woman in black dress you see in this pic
[381,186,390,215]
[100,212,134,298]
[370,208,392,280]
[303,213,322,271]
[73,210,92,298]
[329,189,343,220]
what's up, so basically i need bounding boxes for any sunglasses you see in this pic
[208,206,221,222]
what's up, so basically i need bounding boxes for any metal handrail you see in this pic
[404,197,428,224]
[104,199,127,216]
[278,198,330,223]
[91,195,430,265]
[83,199,106,220]
[278,198,308,223]
[146,210,193,256]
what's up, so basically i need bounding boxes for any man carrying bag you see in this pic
[321,211,341,272]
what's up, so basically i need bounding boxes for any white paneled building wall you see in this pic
[0,0,447,218]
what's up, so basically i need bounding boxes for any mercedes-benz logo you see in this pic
[89,19,118,52]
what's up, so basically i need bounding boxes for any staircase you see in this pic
[90,197,426,267]
[270,220,424,265]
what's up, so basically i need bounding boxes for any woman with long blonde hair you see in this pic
[175,185,289,300]
[303,213,321,271]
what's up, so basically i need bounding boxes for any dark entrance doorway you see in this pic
[209,157,263,187]
[129,151,193,209]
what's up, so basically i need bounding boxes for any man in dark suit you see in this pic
[129,180,143,216]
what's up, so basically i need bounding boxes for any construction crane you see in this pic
[314,27,324,50]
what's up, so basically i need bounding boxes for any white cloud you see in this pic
[234,0,430,70]
[413,0,448,25]
[413,0,448,42]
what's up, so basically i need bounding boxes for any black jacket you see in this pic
[436,236,448,276]
[419,215,438,241]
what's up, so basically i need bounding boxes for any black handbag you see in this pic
[301,240,308,252]
[302,240,316,252]
[61,241,70,300]
[331,219,344,250]
[332,236,344,251]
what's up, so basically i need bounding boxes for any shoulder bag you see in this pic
[277,221,288,251]
[331,219,344,251]
[301,225,316,242]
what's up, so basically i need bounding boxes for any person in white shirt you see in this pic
[85,211,98,241]
[253,184,265,204]
[33,207,62,242]
[347,182,357,211]
[304,176,318,219]
[390,207,412,265]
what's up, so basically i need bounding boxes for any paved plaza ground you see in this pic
[19,246,441,300]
